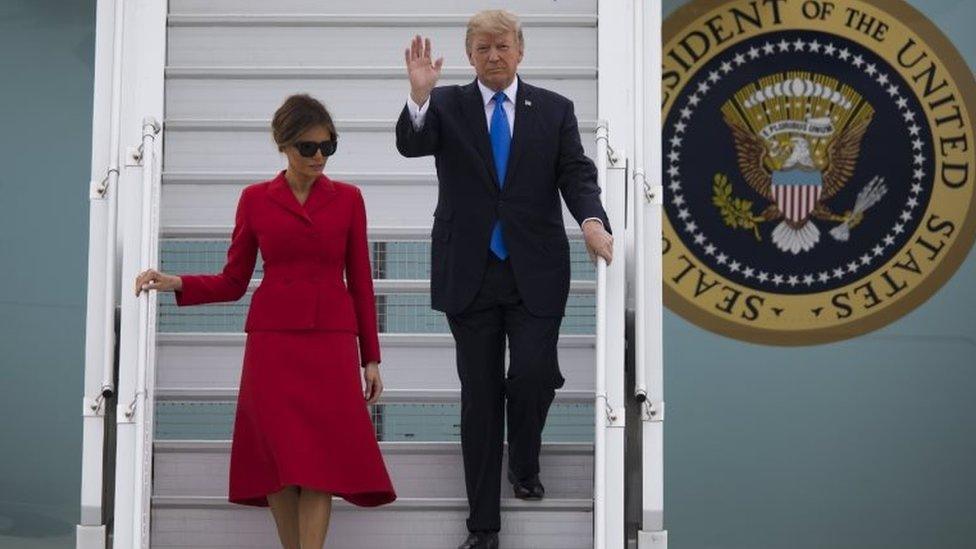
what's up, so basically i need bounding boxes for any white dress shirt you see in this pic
[405,77,603,230]
[407,77,516,135]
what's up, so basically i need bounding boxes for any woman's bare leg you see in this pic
[298,487,333,548]
[267,485,301,549]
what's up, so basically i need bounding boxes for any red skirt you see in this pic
[227,330,396,507]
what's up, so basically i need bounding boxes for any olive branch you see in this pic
[711,173,764,241]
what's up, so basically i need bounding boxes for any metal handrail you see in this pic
[90,0,125,410]
[637,0,667,547]
[594,120,627,548]
[130,116,161,548]
[79,0,126,540]
[592,14,639,548]
[593,121,610,549]
[633,0,649,406]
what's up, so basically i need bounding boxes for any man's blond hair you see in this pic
[465,10,524,54]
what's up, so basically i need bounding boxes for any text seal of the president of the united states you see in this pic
[662,0,976,344]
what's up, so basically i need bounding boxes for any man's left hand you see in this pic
[582,219,613,265]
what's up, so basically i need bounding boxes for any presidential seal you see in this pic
[662,0,976,344]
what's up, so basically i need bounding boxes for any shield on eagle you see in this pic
[771,168,824,224]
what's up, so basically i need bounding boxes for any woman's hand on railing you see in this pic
[135,269,182,296]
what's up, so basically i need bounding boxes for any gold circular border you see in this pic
[661,0,976,345]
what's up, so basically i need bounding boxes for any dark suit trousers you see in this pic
[446,254,565,533]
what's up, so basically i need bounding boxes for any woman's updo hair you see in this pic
[271,94,338,152]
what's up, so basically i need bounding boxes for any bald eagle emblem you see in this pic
[715,72,888,254]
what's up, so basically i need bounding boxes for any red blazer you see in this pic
[174,171,381,366]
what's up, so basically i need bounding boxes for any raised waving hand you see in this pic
[405,35,443,106]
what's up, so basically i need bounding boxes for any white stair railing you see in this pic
[78,0,125,545]
[636,1,667,547]
[129,117,162,549]
[594,122,627,549]
[111,115,162,549]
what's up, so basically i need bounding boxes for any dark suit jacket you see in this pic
[395,77,610,317]
[174,171,381,366]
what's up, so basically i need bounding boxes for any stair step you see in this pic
[156,333,596,392]
[154,441,594,500]
[161,128,596,221]
[151,496,593,549]
[153,400,594,442]
[156,388,594,403]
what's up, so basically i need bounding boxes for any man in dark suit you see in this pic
[396,10,613,549]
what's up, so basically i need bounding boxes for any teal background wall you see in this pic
[0,1,95,547]
[661,1,976,548]
[0,0,972,548]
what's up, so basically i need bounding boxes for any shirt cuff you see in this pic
[406,93,430,130]
[581,217,604,229]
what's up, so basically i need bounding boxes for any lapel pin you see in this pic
[524,100,532,106]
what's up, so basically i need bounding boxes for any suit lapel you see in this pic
[303,174,337,216]
[503,78,537,191]
[460,81,501,196]
[267,173,308,222]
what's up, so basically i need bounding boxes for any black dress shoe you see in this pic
[457,531,499,549]
[507,469,545,500]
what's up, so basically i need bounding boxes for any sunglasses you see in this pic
[294,139,338,158]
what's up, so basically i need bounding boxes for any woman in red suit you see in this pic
[135,94,396,548]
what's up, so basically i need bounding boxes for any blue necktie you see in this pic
[489,91,510,260]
